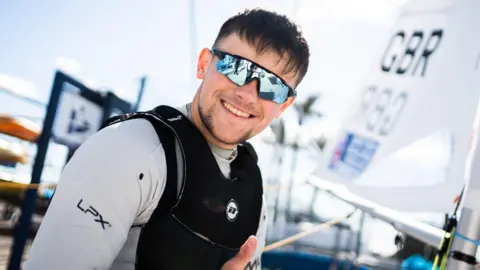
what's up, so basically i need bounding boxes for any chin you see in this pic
[212,127,251,145]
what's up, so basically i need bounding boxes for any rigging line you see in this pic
[434,185,464,269]
[0,182,307,191]
[452,185,465,217]
[263,210,357,252]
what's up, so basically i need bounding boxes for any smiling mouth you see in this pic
[222,100,253,118]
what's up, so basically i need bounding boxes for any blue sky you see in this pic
[0,0,416,255]
[0,0,407,115]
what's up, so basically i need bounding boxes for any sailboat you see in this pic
[308,0,480,268]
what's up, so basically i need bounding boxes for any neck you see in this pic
[191,96,237,151]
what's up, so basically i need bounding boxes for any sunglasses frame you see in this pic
[211,48,297,103]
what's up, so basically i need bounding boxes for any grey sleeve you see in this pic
[23,119,167,270]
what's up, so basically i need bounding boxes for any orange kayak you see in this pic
[0,115,41,142]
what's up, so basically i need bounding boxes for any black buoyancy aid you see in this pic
[100,105,264,270]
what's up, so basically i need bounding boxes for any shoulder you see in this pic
[95,117,161,150]
[71,117,170,224]
[70,117,163,179]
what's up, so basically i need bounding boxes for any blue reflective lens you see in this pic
[213,49,296,104]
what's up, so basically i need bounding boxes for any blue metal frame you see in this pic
[6,70,137,269]
[7,71,66,270]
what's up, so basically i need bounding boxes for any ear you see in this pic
[197,48,212,80]
[275,97,295,119]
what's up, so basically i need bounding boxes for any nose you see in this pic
[235,79,258,104]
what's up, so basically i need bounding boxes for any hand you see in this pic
[221,236,258,270]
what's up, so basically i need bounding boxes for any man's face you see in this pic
[195,34,299,148]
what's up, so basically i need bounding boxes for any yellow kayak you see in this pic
[0,115,41,143]
[0,138,29,164]
[0,172,56,215]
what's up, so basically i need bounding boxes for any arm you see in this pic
[23,119,165,270]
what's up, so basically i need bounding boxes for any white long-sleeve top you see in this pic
[23,104,267,270]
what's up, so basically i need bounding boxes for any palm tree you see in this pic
[261,118,286,225]
[285,93,322,221]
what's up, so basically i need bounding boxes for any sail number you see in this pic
[354,86,408,136]
[380,29,443,77]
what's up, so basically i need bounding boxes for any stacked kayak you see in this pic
[0,171,55,215]
[0,138,29,165]
[0,114,40,167]
[0,115,41,143]
[0,114,54,215]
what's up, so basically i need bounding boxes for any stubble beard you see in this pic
[198,102,252,146]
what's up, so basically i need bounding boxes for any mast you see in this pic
[446,100,480,269]
[188,0,197,93]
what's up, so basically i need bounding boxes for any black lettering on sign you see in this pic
[354,86,408,136]
[381,29,443,77]
[77,199,111,230]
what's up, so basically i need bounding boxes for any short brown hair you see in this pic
[213,8,310,86]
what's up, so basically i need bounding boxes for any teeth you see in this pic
[222,101,251,118]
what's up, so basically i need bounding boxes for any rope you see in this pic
[1,183,297,191]
[0,179,305,191]
[433,186,465,269]
[263,210,357,252]
[1,176,357,254]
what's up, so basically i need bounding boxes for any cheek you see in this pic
[254,102,281,130]
[261,101,282,121]
[201,72,233,97]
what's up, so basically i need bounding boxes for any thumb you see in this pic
[221,236,258,270]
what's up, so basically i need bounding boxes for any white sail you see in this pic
[313,0,480,213]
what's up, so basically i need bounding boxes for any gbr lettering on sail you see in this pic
[352,29,443,137]
[324,26,445,180]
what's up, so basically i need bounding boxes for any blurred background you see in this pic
[0,0,450,269]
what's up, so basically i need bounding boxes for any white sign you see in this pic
[52,87,103,148]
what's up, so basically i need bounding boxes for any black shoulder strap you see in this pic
[151,116,178,216]
[239,141,258,163]
[101,109,179,218]
[99,112,135,130]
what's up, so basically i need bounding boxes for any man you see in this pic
[24,8,309,270]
